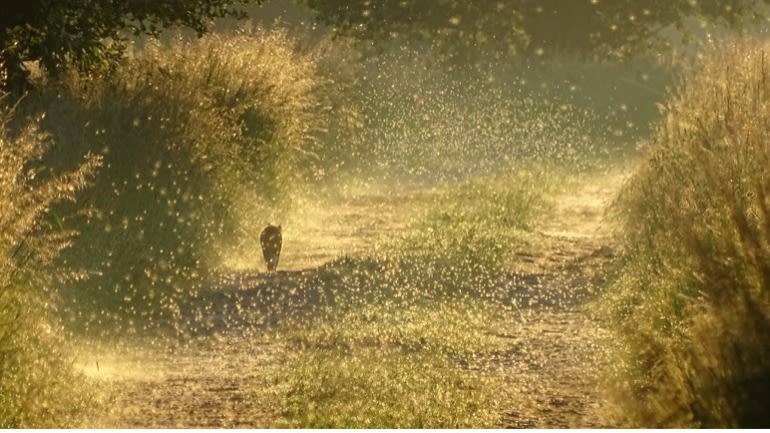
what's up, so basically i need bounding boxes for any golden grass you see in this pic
[597,38,770,427]
[0,100,102,427]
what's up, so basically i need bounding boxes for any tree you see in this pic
[301,0,770,62]
[0,0,259,93]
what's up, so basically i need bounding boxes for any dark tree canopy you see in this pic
[302,0,770,61]
[0,0,258,93]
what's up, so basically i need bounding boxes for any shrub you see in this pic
[16,28,328,330]
[0,100,101,426]
[598,39,770,427]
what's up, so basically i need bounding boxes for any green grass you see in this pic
[278,347,500,428]
[595,38,770,427]
[292,169,555,321]
[275,301,511,428]
[266,167,552,427]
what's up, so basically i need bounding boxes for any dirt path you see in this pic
[80,168,629,428]
[493,168,626,427]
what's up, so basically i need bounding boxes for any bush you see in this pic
[16,28,329,330]
[598,39,770,427]
[0,100,101,426]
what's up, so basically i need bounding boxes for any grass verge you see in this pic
[595,39,770,427]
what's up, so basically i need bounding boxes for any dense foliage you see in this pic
[0,0,258,92]
[13,29,329,331]
[599,39,770,427]
[303,0,769,61]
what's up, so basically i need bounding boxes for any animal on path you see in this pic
[260,224,282,272]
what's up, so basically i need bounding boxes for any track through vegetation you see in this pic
[80,168,627,428]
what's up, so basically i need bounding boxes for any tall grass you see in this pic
[15,28,329,331]
[0,100,101,426]
[597,39,770,427]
